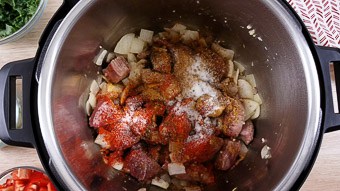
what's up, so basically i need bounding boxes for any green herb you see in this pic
[0,0,39,38]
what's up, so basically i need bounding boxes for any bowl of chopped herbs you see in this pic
[0,0,47,44]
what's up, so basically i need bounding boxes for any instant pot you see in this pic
[1,0,340,190]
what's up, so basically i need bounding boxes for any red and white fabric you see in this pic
[287,0,340,48]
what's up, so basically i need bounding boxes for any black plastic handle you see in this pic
[0,58,36,148]
[0,0,80,149]
[316,46,340,133]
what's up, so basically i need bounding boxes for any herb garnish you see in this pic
[0,0,39,38]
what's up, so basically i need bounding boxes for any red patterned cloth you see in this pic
[287,0,340,48]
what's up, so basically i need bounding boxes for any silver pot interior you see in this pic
[39,0,321,190]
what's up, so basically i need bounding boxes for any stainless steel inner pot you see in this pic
[38,0,321,190]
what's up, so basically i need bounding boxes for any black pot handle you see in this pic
[316,46,340,133]
[0,59,36,148]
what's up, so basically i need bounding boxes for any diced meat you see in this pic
[215,139,241,170]
[142,130,167,145]
[103,56,130,83]
[145,101,166,116]
[159,75,182,100]
[125,95,144,111]
[196,47,228,83]
[218,78,238,97]
[151,47,172,73]
[89,96,123,128]
[179,135,223,163]
[140,87,165,102]
[239,120,254,145]
[124,149,161,181]
[141,69,165,84]
[129,108,155,137]
[195,94,226,117]
[159,112,192,142]
[222,97,245,137]
[148,145,162,162]
[98,123,140,151]
[175,163,215,184]
[169,45,195,79]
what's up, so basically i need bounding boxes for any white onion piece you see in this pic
[122,78,129,86]
[211,43,234,60]
[94,134,110,149]
[139,29,154,44]
[99,82,107,92]
[85,99,92,116]
[238,79,254,99]
[251,106,261,119]
[93,49,108,66]
[181,30,199,43]
[253,93,263,105]
[88,93,97,108]
[112,162,124,171]
[90,80,99,95]
[245,74,257,87]
[160,174,171,183]
[233,68,240,84]
[171,23,187,33]
[168,163,186,175]
[242,99,260,121]
[261,145,272,159]
[127,53,137,63]
[106,52,116,63]
[114,33,135,55]
[130,37,145,54]
[184,186,202,191]
[138,189,147,191]
[227,60,234,78]
[151,177,170,189]
[234,61,245,73]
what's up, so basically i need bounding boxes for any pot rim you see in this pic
[37,0,321,190]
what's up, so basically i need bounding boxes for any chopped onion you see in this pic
[242,99,260,121]
[114,33,135,55]
[181,30,199,43]
[234,61,245,73]
[227,60,234,78]
[88,93,97,108]
[90,80,99,95]
[130,37,146,54]
[233,68,240,84]
[151,177,170,189]
[138,189,147,191]
[122,78,129,86]
[85,99,92,116]
[106,52,116,63]
[99,81,107,92]
[94,134,110,149]
[171,23,187,33]
[251,106,260,119]
[245,74,257,88]
[112,162,124,171]
[261,145,272,159]
[211,43,234,60]
[168,163,186,175]
[139,29,154,44]
[253,93,263,104]
[93,49,108,66]
[238,79,254,99]
[127,53,137,62]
